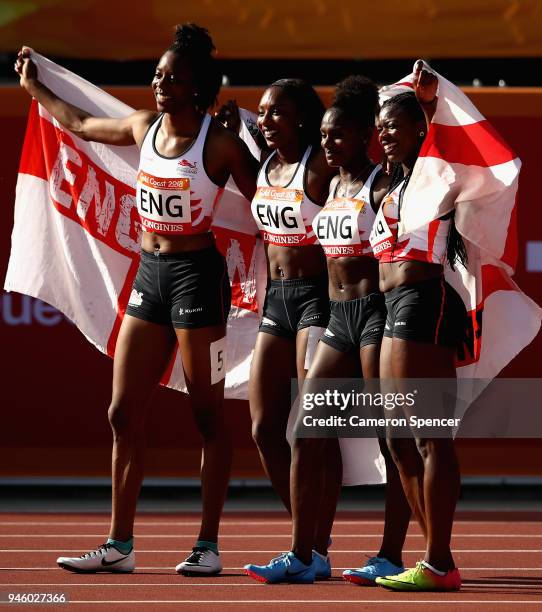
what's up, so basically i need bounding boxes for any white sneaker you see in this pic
[175,547,222,576]
[57,543,135,573]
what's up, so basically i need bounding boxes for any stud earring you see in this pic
[419,131,425,137]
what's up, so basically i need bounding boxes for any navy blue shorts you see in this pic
[259,276,330,339]
[125,246,231,329]
[321,293,386,352]
[383,277,467,347]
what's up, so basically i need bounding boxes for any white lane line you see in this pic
[66,600,542,605]
[1,582,540,588]
[3,567,542,571]
[1,534,540,538]
[0,520,539,526]
[3,549,542,553]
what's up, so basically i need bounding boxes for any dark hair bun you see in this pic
[166,23,221,112]
[330,75,378,129]
[334,75,378,111]
[173,23,215,57]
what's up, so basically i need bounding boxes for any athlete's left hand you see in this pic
[413,60,438,105]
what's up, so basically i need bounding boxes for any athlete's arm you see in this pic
[413,59,438,125]
[230,141,258,201]
[222,129,259,201]
[15,47,155,147]
[306,147,338,205]
[371,169,393,212]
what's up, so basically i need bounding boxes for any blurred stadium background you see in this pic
[0,1,541,506]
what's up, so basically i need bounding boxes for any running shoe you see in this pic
[175,547,222,576]
[57,543,134,573]
[343,556,404,586]
[312,550,332,579]
[375,561,461,591]
[244,551,315,584]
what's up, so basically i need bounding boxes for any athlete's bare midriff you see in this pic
[141,230,215,253]
[266,243,327,280]
[327,255,380,300]
[379,259,443,293]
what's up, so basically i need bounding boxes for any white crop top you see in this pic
[313,165,381,258]
[250,146,322,246]
[136,113,223,235]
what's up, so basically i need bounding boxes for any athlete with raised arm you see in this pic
[15,23,257,576]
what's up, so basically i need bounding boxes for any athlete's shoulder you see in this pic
[130,110,160,146]
[328,174,341,196]
[130,109,159,127]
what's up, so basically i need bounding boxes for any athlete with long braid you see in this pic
[371,63,467,592]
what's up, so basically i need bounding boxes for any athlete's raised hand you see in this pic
[14,46,37,90]
[413,59,438,105]
[215,100,241,134]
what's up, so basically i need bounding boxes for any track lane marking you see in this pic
[64,600,542,604]
[1,534,540,538]
[3,567,542,571]
[3,549,542,553]
[1,520,540,526]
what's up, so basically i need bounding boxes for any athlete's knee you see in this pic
[292,436,326,458]
[108,400,143,438]
[387,437,418,468]
[193,410,223,440]
[415,437,456,464]
[251,418,284,450]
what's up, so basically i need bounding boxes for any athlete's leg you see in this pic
[298,328,344,558]
[291,340,358,564]
[381,337,427,540]
[392,338,459,570]
[109,315,177,540]
[249,331,297,512]
[175,325,230,543]
[362,341,411,566]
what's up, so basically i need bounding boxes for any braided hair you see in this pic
[269,78,325,148]
[331,75,379,130]
[381,91,467,270]
[168,23,222,112]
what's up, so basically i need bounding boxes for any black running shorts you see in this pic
[259,276,330,339]
[383,277,467,347]
[320,293,386,353]
[125,246,231,329]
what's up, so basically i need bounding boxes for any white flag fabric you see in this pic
[379,63,541,394]
[4,52,263,399]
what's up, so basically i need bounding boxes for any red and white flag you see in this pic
[4,52,265,399]
[380,63,541,392]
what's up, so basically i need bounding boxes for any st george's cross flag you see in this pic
[4,51,266,399]
[379,62,541,400]
[4,53,386,487]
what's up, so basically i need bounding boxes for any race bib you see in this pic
[136,170,191,234]
[314,197,366,256]
[251,187,306,246]
[369,196,395,256]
